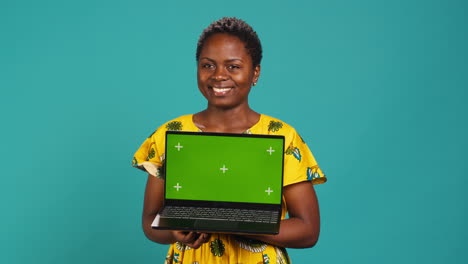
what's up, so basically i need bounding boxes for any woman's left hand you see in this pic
[245,181,320,248]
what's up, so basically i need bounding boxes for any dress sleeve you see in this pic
[131,127,166,178]
[283,128,327,186]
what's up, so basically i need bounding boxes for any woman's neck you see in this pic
[193,106,260,133]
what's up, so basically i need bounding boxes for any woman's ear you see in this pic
[253,64,261,86]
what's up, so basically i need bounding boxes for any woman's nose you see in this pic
[212,67,228,81]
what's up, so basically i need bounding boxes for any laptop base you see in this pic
[152,215,280,235]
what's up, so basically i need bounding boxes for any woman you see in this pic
[133,17,327,264]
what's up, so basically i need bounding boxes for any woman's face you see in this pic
[197,33,260,110]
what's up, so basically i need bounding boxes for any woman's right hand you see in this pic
[142,174,212,247]
[171,231,211,249]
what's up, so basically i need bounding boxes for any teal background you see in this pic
[1,0,466,263]
[165,134,283,203]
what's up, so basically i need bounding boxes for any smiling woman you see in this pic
[132,17,327,264]
[196,33,260,121]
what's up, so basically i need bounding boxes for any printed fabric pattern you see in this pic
[132,114,327,264]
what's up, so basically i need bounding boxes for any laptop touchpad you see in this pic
[194,220,238,230]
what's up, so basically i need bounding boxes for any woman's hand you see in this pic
[142,175,212,247]
[245,181,320,248]
[171,231,211,249]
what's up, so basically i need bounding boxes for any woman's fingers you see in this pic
[172,231,196,244]
[187,232,211,249]
[172,231,211,249]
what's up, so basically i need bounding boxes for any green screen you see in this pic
[165,133,283,204]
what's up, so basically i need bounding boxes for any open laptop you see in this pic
[151,131,285,234]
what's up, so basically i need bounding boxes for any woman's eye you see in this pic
[202,64,214,69]
[228,65,240,70]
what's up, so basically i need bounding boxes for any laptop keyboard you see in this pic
[160,206,279,224]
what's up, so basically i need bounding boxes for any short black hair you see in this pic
[196,17,262,67]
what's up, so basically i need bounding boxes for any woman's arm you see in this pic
[142,175,211,248]
[246,181,320,248]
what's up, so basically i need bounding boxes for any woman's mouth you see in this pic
[212,87,233,96]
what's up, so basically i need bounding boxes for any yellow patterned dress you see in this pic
[132,114,327,264]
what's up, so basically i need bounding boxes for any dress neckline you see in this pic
[190,114,263,133]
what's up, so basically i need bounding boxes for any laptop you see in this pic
[151,131,285,234]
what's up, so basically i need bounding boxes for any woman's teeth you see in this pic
[213,87,231,93]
